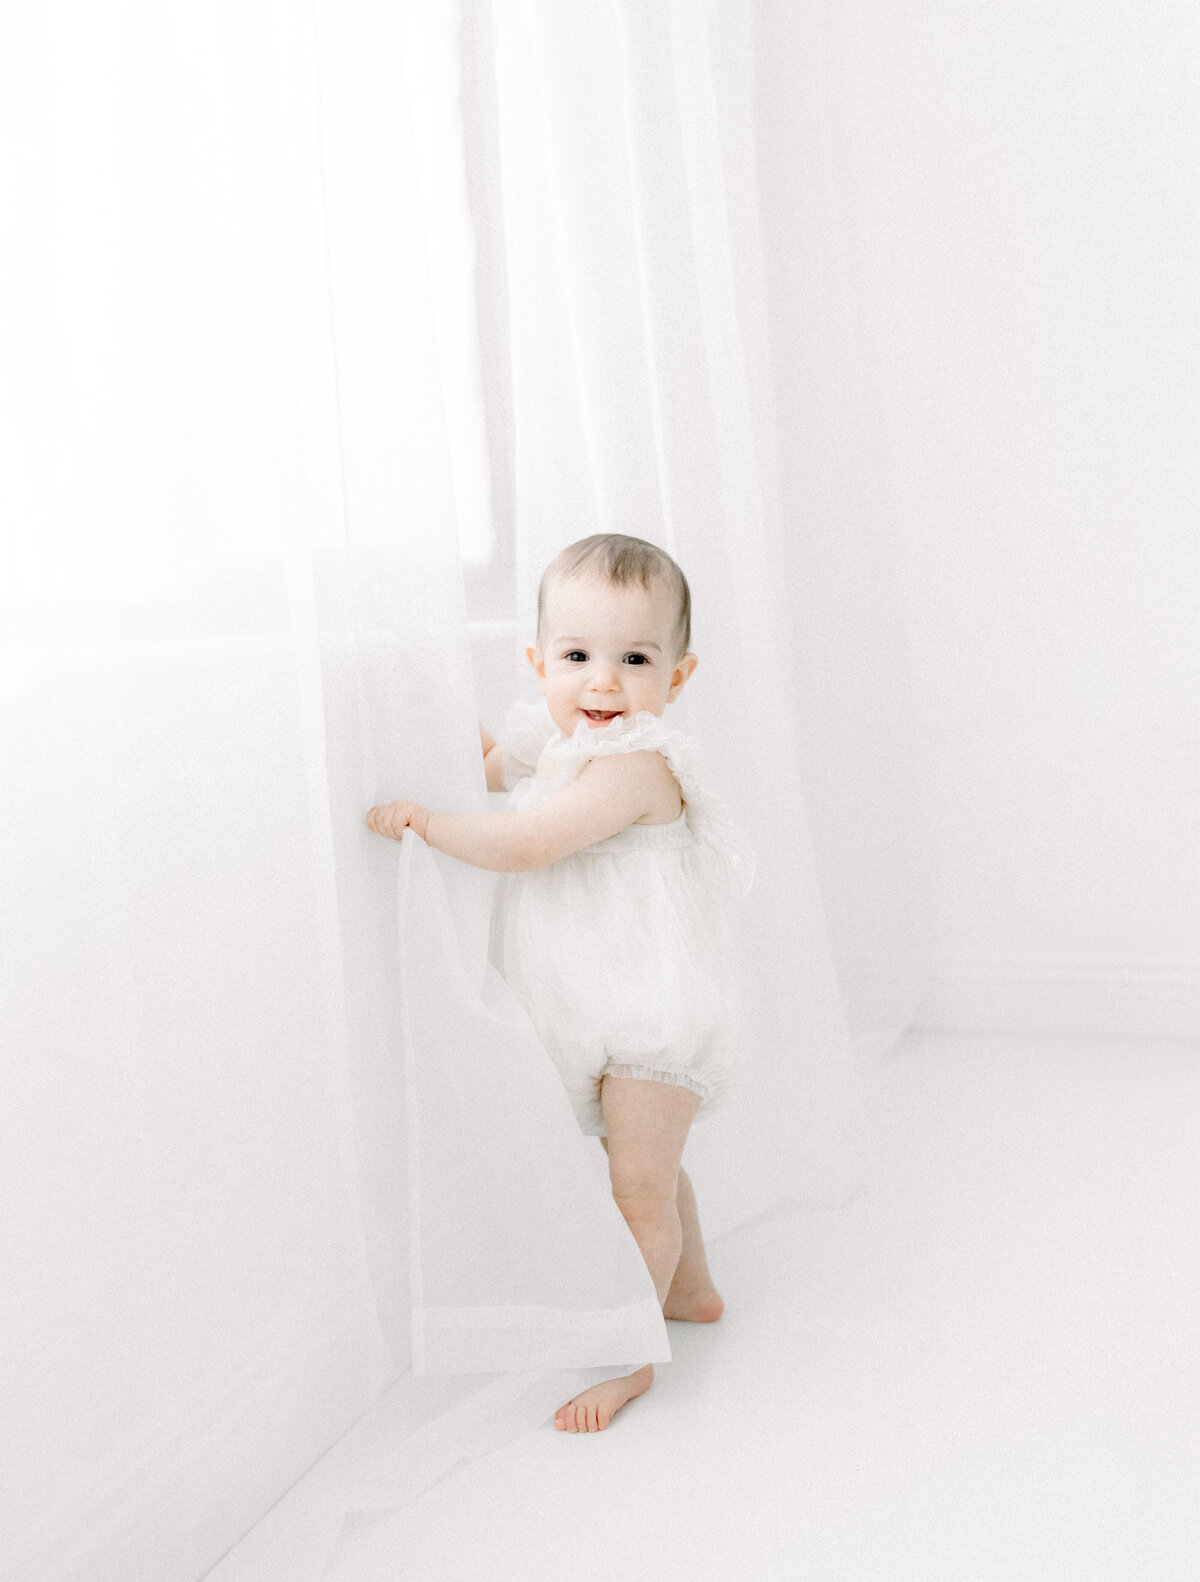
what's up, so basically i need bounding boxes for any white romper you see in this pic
[494,703,754,1137]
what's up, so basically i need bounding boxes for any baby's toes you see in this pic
[556,1399,582,1433]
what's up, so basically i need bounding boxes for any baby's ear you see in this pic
[526,644,547,685]
[668,651,698,700]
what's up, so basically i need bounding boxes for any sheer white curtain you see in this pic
[487,0,870,1231]
[2,1,907,1578]
[319,1,897,1569]
[1,6,667,1581]
[1,6,393,1576]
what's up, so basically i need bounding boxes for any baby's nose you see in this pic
[589,664,620,691]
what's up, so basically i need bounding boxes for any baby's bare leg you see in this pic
[554,1075,698,1434]
[597,1149,724,1323]
[601,1074,699,1303]
[663,1166,724,1323]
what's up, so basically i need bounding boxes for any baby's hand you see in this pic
[365,799,430,843]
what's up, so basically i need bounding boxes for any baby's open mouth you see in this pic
[582,709,622,722]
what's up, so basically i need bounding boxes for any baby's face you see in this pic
[529,573,697,736]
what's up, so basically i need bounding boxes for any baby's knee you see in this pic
[608,1167,679,1220]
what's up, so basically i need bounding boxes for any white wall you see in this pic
[756,1,1198,1040]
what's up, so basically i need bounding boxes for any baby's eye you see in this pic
[564,650,588,663]
[624,652,649,665]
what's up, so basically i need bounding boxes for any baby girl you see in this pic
[366,533,751,1432]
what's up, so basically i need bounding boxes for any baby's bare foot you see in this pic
[554,1364,654,1432]
[663,1283,725,1323]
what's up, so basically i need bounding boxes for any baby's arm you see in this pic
[366,751,664,873]
[479,724,507,793]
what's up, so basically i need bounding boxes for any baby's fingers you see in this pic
[366,802,406,841]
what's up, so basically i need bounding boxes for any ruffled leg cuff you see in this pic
[601,1063,711,1101]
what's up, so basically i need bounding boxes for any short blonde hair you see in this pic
[537,534,692,659]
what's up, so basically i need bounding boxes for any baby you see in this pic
[367,533,750,1432]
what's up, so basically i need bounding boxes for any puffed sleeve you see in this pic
[494,698,559,791]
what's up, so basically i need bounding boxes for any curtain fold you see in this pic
[313,0,672,1382]
[491,0,868,1234]
[396,835,669,1378]
[751,1,930,1060]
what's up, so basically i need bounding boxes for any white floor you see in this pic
[244,1035,1200,1581]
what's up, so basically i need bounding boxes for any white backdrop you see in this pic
[754,0,1199,1042]
[0,3,900,1579]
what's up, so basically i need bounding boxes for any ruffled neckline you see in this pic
[543,710,677,774]
[538,710,754,895]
